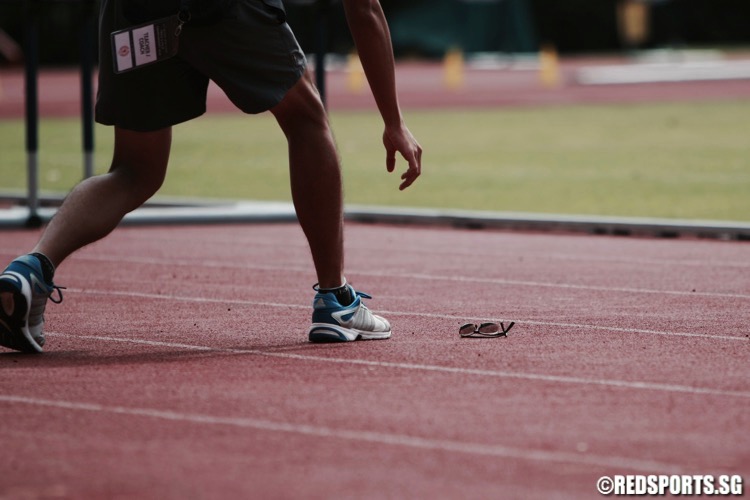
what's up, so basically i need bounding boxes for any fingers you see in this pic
[398,150,421,191]
[386,144,396,173]
[399,169,418,190]
[384,125,422,190]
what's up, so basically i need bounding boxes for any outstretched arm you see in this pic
[342,0,422,190]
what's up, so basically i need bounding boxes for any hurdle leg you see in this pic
[23,0,41,228]
[80,0,96,179]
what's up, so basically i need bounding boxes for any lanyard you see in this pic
[177,0,192,35]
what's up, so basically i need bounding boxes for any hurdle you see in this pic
[3,0,333,228]
[3,0,97,227]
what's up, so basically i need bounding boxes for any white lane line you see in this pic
[61,245,750,269]
[64,288,749,342]
[62,254,750,300]
[540,322,747,342]
[47,332,750,399]
[0,394,685,475]
[375,273,750,300]
[2,249,748,298]
[577,60,750,85]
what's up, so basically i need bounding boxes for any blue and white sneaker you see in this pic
[308,284,391,342]
[0,255,63,353]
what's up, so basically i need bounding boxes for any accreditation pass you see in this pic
[111,16,180,73]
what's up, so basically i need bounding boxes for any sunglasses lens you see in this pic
[459,323,477,335]
[477,322,500,334]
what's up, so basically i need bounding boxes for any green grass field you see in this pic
[1,100,749,221]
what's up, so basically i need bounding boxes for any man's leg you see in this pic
[1,127,171,352]
[270,71,391,342]
[270,71,344,290]
[34,127,172,267]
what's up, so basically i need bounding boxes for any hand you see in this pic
[384,123,422,191]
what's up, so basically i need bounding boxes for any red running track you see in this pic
[3,57,750,119]
[1,223,748,499]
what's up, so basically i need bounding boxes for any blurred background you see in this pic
[1,1,749,227]
[2,0,750,66]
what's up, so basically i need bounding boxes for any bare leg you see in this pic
[34,127,172,267]
[271,71,344,289]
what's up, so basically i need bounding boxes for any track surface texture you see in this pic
[1,223,748,499]
[2,52,750,498]
[3,55,750,118]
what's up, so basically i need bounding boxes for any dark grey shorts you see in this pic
[95,0,307,132]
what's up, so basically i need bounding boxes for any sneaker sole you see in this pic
[308,323,392,343]
[0,282,43,353]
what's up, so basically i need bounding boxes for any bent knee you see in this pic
[271,71,329,133]
[107,161,166,204]
[110,127,171,199]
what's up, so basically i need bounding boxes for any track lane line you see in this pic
[3,249,748,298]
[46,332,750,399]
[378,272,750,300]
[0,393,686,475]
[9,233,750,268]
[48,253,750,300]
[12,232,748,269]
[61,288,750,342]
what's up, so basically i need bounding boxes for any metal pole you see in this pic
[23,0,42,227]
[80,0,96,179]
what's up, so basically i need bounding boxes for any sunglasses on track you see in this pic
[459,321,515,338]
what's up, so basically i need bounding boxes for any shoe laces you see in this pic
[49,284,65,304]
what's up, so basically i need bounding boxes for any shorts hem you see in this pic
[94,109,206,132]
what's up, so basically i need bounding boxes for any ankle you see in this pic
[30,252,55,283]
[317,282,354,306]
